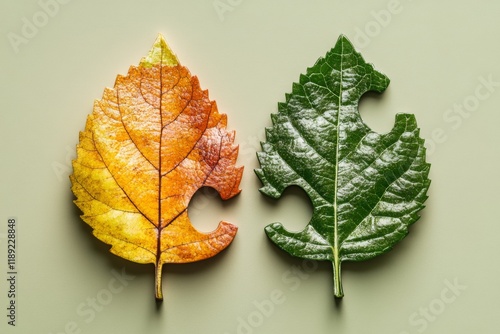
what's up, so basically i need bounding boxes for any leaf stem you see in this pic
[155,263,164,301]
[333,251,344,298]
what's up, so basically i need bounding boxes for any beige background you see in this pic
[1,0,499,333]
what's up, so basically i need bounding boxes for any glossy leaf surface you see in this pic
[70,35,243,301]
[256,35,430,298]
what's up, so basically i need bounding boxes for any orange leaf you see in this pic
[70,35,243,301]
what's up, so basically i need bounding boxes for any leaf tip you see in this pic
[140,33,179,68]
[335,34,355,51]
[337,34,350,43]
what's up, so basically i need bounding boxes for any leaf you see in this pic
[70,35,243,301]
[255,35,430,298]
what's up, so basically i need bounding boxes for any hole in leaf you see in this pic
[269,186,313,232]
[358,90,395,134]
[187,186,227,233]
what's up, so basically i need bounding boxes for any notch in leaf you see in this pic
[71,35,243,302]
[255,35,430,298]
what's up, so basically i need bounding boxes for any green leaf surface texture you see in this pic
[255,35,430,298]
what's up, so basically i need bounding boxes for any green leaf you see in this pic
[255,35,430,298]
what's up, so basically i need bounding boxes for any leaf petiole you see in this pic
[333,249,344,298]
[155,263,163,301]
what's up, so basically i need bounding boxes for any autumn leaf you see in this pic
[255,35,430,298]
[70,35,243,301]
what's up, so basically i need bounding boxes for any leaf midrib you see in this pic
[332,42,343,265]
[157,45,165,269]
